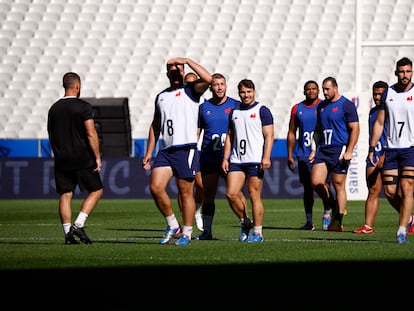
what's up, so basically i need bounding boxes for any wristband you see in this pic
[368,146,375,153]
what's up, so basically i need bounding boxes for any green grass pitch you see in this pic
[1,198,411,306]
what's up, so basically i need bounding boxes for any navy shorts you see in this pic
[365,150,384,168]
[313,145,349,174]
[54,166,103,194]
[153,146,198,179]
[383,147,414,170]
[228,163,263,178]
[195,150,201,173]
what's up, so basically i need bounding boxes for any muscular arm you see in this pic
[370,109,385,149]
[167,57,212,94]
[221,127,233,174]
[342,121,360,161]
[286,114,297,170]
[308,124,321,163]
[84,119,102,171]
[368,109,385,165]
[142,108,161,170]
[262,124,275,169]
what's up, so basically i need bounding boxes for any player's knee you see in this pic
[225,191,238,202]
[382,174,398,186]
[149,183,164,196]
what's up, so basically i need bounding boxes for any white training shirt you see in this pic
[229,102,270,164]
[155,86,199,149]
[384,85,414,149]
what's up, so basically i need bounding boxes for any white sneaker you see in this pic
[195,206,203,231]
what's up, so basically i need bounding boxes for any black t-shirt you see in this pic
[47,97,96,170]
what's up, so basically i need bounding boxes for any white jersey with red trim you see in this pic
[155,86,199,149]
[384,85,414,149]
[229,102,273,164]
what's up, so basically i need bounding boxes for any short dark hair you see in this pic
[238,79,255,90]
[372,80,388,90]
[322,76,337,87]
[62,72,80,89]
[396,57,412,69]
[304,80,318,89]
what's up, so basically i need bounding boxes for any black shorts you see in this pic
[54,166,103,194]
[297,159,312,184]
[200,161,225,177]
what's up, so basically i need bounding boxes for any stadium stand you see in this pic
[1,0,414,140]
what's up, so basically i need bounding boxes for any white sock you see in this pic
[254,225,263,235]
[74,211,88,228]
[398,226,407,235]
[63,223,71,234]
[166,214,180,229]
[182,225,193,238]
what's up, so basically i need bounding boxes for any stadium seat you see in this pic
[1,0,414,142]
[2,129,20,139]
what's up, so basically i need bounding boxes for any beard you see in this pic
[169,70,183,86]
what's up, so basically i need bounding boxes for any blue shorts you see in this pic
[152,146,198,179]
[383,147,414,170]
[365,157,377,168]
[313,145,349,174]
[365,150,384,168]
[195,150,201,173]
[228,163,263,178]
[297,157,332,183]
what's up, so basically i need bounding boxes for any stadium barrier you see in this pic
[0,138,287,158]
[0,157,308,199]
[0,154,369,200]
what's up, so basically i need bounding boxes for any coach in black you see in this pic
[47,72,103,244]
